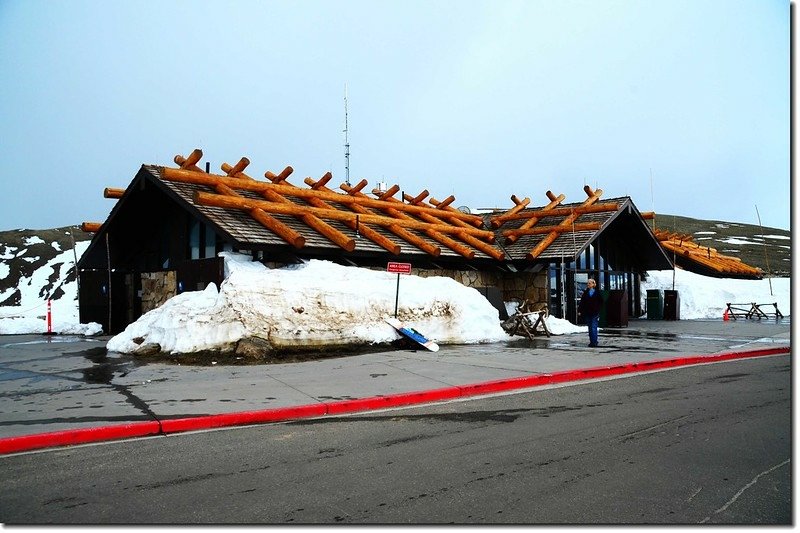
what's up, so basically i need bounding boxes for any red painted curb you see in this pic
[0,345,789,455]
[325,386,464,415]
[160,404,328,434]
[0,421,161,455]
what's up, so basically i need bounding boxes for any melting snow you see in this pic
[23,236,45,246]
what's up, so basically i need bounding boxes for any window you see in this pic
[189,219,200,260]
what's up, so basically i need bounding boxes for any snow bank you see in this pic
[107,256,511,355]
[106,282,246,354]
[642,269,790,319]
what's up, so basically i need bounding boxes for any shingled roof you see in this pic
[82,149,675,271]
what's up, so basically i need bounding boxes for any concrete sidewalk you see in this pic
[0,319,790,450]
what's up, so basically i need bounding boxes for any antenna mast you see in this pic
[343,85,351,186]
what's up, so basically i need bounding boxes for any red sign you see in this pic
[387,262,412,274]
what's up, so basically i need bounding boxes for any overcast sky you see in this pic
[0,0,790,232]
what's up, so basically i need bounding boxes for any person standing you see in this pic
[578,278,603,347]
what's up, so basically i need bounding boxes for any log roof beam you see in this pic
[495,191,567,246]
[372,189,477,259]
[263,168,401,255]
[104,188,125,199]
[406,192,506,261]
[342,183,477,259]
[176,152,306,249]
[218,159,356,252]
[193,190,495,240]
[502,221,602,239]
[81,222,102,233]
[660,239,762,276]
[526,186,604,260]
[160,166,484,225]
[305,177,440,257]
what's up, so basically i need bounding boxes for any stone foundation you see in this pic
[141,271,177,313]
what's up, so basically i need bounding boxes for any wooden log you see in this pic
[426,195,483,228]
[488,197,531,228]
[496,201,619,225]
[104,188,125,199]
[343,183,480,257]
[500,193,567,245]
[264,166,293,182]
[227,157,252,178]
[408,195,506,260]
[436,195,456,210]
[81,222,102,233]
[175,153,203,172]
[377,184,400,201]
[406,190,429,205]
[177,158,305,249]
[307,172,333,190]
[502,222,602,238]
[377,193,476,259]
[161,167,484,225]
[263,171,401,255]
[175,148,204,169]
[526,188,604,260]
[306,177,440,257]
[348,178,369,194]
[175,153,306,248]
[249,209,306,248]
[216,169,306,249]
[222,164,355,252]
[659,240,761,275]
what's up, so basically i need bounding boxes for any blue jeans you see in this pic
[587,314,599,346]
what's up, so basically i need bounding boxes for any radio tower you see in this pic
[343,85,351,186]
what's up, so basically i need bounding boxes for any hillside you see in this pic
[648,214,790,277]
[0,226,93,308]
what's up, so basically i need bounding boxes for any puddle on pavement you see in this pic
[65,345,145,385]
[602,329,679,341]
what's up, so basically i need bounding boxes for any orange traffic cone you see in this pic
[723,309,729,321]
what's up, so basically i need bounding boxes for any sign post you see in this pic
[387,262,412,318]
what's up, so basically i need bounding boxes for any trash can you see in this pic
[646,289,663,320]
[599,290,609,327]
[664,290,680,320]
[606,289,629,327]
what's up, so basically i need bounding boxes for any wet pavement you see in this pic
[0,318,791,440]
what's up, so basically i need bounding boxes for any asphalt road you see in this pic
[0,354,790,525]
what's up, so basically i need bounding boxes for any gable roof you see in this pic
[79,149,674,272]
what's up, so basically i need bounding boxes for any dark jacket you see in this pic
[578,287,603,317]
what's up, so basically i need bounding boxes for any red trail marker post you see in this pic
[387,262,412,318]
[46,300,53,335]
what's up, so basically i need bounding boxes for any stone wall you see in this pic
[259,260,551,307]
[496,270,549,305]
[412,268,502,289]
[406,267,549,306]
[141,271,177,314]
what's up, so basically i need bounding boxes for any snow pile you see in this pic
[108,254,511,354]
[542,316,586,335]
[106,282,246,354]
[642,269,790,319]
